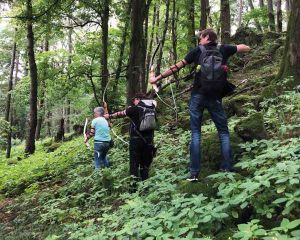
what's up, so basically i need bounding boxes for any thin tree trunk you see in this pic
[238,0,243,28]
[267,0,276,31]
[145,4,157,83]
[286,0,290,12]
[5,29,17,158]
[156,0,170,76]
[47,109,52,137]
[200,0,209,30]
[113,0,131,92]
[248,0,263,31]
[276,0,282,32]
[101,0,109,102]
[220,0,231,43]
[66,24,73,133]
[25,0,38,155]
[277,0,300,86]
[187,0,196,48]
[35,39,48,140]
[171,0,178,63]
[127,0,147,103]
[259,0,265,8]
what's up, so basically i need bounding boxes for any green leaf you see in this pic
[232,211,239,219]
[273,198,287,204]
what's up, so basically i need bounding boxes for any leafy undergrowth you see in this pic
[0,88,300,240]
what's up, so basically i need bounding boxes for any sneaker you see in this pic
[186,175,198,182]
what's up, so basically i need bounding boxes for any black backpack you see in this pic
[137,105,156,131]
[197,45,226,97]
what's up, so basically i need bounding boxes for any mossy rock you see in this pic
[231,27,263,46]
[234,112,267,141]
[244,57,271,71]
[201,131,244,170]
[177,178,217,197]
[224,95,258,117]
[258,84,281,101]
[46,142,62,152]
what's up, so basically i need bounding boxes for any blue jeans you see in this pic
[94,142,110,169]
[189,93,233,176]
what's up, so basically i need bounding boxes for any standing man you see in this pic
[104,93,156,181]
[150,29,250,181]
[85,107,111,169]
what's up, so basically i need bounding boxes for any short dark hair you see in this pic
[134,92,146,100]
[199,29,218,43]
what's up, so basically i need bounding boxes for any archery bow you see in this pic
[83,118,91,149]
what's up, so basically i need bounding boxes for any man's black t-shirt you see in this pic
[125,100,155,139]
[184,42,237,97]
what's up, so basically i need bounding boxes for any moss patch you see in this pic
[224,94,258,117]
[234,112,267,141]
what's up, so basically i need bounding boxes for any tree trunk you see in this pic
[127,0,147,103]
[101,0,110,102]
[238,0,243,28]
[35,39,49,140]
[145,4,157,83]
[267,0,276,31]
[156,0,170,76]
[277,0,300,86]
[171,0,178,63]
[276,0,282,32]
[186,0,196,48]
[113,0,131,92]
[220,0,231,43]
[286,0,290,12]
[47,109,52,137]
[66,24,73,133]
[200,0,209,30]
[55,118,65,142]
[248,0,263,31]
[259,0,265,8]
[5,29,17,158]
[25,0,38,155]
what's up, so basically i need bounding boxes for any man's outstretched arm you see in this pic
[149,59,189,84]
[237,44,251,53]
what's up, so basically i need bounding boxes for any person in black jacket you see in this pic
[104,93,157,181]
[150,29,250,181]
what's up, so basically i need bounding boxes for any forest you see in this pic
[0,0,299,239]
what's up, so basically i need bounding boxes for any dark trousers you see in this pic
[129,137,154,181]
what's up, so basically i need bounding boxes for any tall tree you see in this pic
[25,0,39,154]
[237,0,243,29]
[277,0,300,86]
[200,0,209,30]
[220,0,231,43]
[171,0,178,63]
[5,29,17,158]
[101,0,110,101]
[276,0,282,32]
[35,38,48,140]
[156,0,170,76]
[187,0,196,48]
[127,0,147,102]
[259,0,265,8]
[267,0,276,31]
[248,0,263,31]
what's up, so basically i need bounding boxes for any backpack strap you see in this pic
[199,45,207,65]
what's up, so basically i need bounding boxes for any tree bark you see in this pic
[127,0,147,103]
[171,0,178,63]
[156,0,170,76]
[187,0,196,48]
[5,29,17,158]
[55,118,65,142]
[276,0,282,32]
[259,0,265,8]
[145,4,157,83]
[35,39,49,140]
[101,0,110,102]
[248,0,263,31]
[267,0,276,31]
[277,0,300,86]
[238,0,243,28]
[66,24,73,133]
[200,0,209,30]
[286,0,290,12]
[25,0,38,155]
[220,0,231,43]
